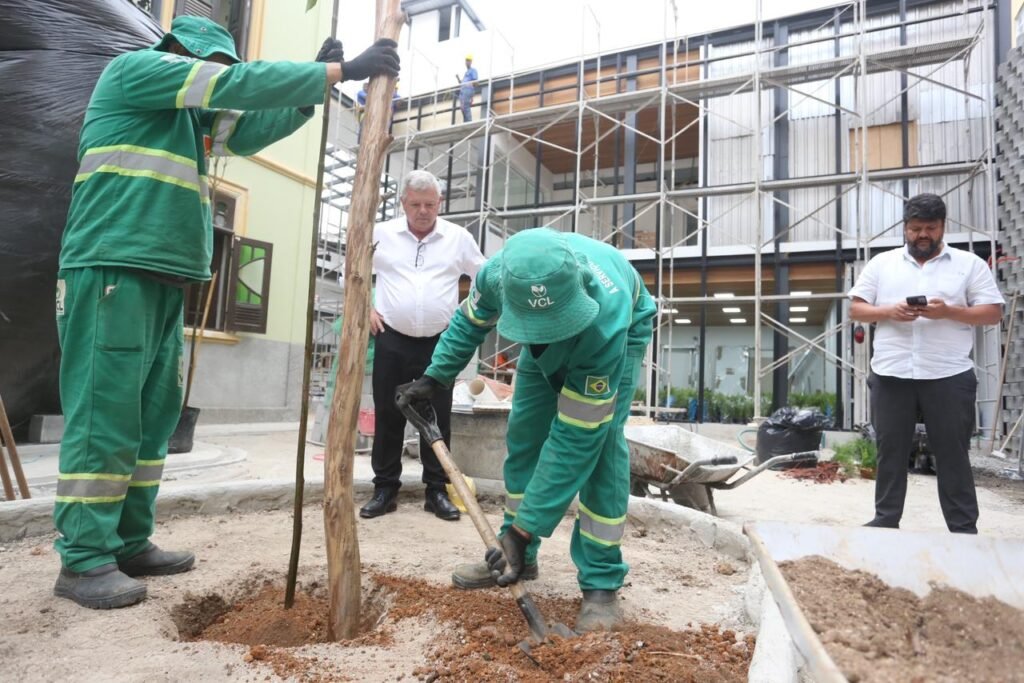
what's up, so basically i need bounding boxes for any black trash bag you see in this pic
[0,1,162,435]
[756,406,830,468]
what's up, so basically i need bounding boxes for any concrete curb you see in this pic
[744,563,801,683]
[0,475,515,544]
[624,496,751,561]
[0,477,750,553]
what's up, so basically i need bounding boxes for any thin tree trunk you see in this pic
[324,0,405,641]
[286,0,342,610]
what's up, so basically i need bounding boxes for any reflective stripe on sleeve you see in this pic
[557,387,616,429]
[504,491,523,517]
[75,145,206,197]
[577,502,626,547]
[55,473,131,504]
[129,459,166,488]
[176,61,227,108]
[460,297,498,328]
[210,110,242,156]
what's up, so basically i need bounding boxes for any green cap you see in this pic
[155,16,241,63]
[497,229,599,344]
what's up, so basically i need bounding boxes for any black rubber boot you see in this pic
[576,589,623,632]
[451,560,539,590]
[117,544,195,577]
[53,563,147,609]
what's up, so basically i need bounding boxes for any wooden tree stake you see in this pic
[323,0,405,641]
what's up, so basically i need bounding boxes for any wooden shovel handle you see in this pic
[428,438,532,603]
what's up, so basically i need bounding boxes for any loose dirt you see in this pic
[781,461,849,484]
[181,574,753,682]
[0,496,752,682]
[780,555,1024,683]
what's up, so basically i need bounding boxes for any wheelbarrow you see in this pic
[624,424,817,516]
[744,520,1024,682]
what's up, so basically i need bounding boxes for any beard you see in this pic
[908,237,941,260]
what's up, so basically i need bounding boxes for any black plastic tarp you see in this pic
[0,1,162,433]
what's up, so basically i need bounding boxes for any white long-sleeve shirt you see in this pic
[372,216,486,337]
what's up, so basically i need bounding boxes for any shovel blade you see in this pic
[515,592,550,643]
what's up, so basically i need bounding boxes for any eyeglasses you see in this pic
[415,241,426,268]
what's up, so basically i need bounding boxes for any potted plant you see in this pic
[832,437,878,479]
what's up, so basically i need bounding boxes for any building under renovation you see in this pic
[315,0,1016,442]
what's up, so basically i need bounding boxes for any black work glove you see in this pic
[342,38,400,83]
[485,528,529,587]
[395,375,442,411]
[316,37,344,63]
[300,38,346,116]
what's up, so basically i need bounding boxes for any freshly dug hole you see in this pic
[170,571,755,682]
[173,577,394,647]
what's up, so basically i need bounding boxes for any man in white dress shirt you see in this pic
[359,170,486,520]
[849,193,1003,533]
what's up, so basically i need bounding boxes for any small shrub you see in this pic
[832,437,877,476]
[788,391,836,415]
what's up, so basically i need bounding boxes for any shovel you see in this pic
[399,399,575,653]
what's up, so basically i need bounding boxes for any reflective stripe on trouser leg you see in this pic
[117,294,183,559]
[499,349,557,566]
[53,268,181,572]
[569,352,641,591]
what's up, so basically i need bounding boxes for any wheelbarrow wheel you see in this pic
[669,483,716,516]
[629,475,650,498]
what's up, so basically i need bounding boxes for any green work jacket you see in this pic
[426,234,656,451]
[60,49,327,281]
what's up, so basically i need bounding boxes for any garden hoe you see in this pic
[399,400,575,659]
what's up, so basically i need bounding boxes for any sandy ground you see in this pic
[6,424,1022,680]
[198,427,1024,538]
[188,427,1024,537]
[0,496,751,682]
[711,467,1024,538]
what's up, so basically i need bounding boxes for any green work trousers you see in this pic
[54,267,185,573]
[498,348,642,592]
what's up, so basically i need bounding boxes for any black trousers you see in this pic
[868,369,979,533]
[370,324,452,493]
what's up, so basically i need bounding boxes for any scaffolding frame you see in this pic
[317,0,1002,431]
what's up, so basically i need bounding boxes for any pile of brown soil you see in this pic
[780,555,1024,683]
[181,572,754,682]
[782,461,849,484]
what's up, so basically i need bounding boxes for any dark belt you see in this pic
[381,321,444,341]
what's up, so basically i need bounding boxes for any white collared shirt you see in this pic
[848,244,1004,379]
[372,215,486,337]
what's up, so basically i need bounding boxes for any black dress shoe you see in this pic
[424,489,460,521]
[863,518,899,529]
[360,488,398,518]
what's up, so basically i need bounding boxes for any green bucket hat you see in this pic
[497,228,599,345]
[155,15,241,63]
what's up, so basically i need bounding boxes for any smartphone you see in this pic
[906,295,928,307]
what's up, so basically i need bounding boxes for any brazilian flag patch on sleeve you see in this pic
[584,375,610,396]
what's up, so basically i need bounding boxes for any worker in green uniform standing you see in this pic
[397,228,656,632]
[53,16,399,610]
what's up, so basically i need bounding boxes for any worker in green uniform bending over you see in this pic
[53,16,399,610]
[397,228,656,632]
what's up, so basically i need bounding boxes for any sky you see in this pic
[335,0,847,98]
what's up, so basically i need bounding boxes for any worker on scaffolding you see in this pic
[52,16,399,610]
[397,227,656,632]
[456,54,477,122]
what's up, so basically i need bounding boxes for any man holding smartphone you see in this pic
[848,193,1003,533]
